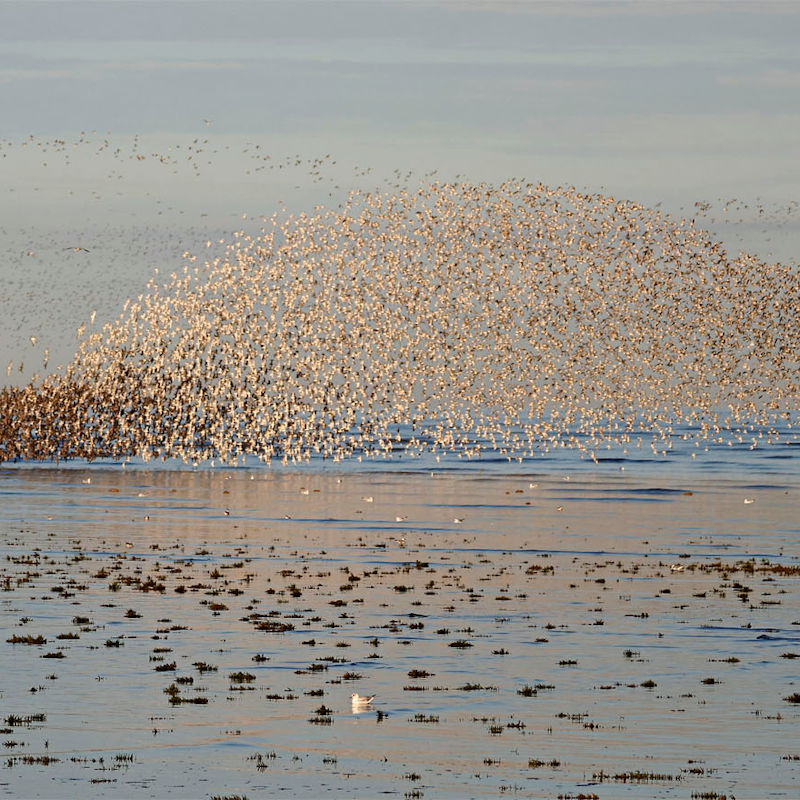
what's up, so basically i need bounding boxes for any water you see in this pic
[2,440,799,798]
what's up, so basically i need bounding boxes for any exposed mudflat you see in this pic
[2,457,798,799]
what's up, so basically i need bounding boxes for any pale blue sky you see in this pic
[2,0,799,201]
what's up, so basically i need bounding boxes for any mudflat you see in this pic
[2,458,798,799]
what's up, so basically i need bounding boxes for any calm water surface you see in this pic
[1,442,799,798]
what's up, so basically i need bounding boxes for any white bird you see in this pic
[669,563,685,572]
[743,497,755,504]
[350,693,375,708]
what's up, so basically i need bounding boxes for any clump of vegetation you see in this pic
[229,672,256,684]
[6,634,46,645]
[254,620,294,632]
[593,770,674,782]
[5,755,60,766]
[5,714,46,727]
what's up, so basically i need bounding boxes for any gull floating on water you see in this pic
[351,693,375,709]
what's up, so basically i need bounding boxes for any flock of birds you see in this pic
[1,143,799,464]
[0,131,415,384]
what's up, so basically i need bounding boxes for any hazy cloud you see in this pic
[718,69,800,89]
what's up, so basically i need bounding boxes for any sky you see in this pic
[2,0,799,201]
[1,0,799,384]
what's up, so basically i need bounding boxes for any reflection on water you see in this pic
[2,451,799,798]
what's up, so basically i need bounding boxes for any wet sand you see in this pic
[1,462,799,799]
